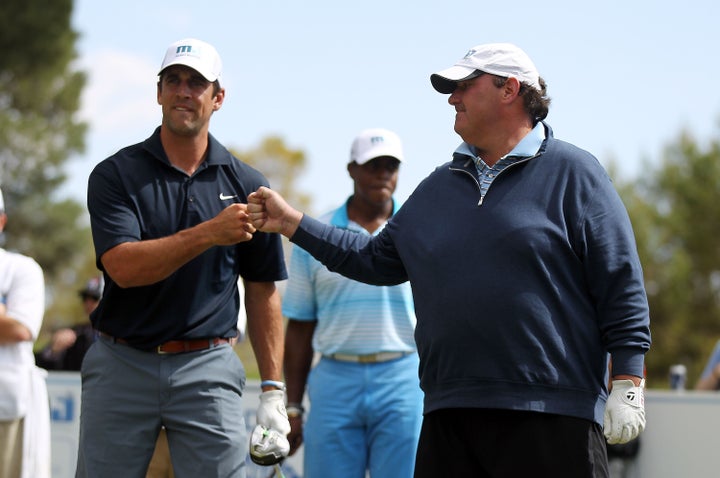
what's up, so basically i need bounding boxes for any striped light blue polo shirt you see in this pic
[281,198,416,355]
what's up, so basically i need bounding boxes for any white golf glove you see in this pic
[604,379,646,445]
[250,390,291,465]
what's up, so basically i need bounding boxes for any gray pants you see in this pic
[75,335,247,478]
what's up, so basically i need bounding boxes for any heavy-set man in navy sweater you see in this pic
[248,43,650,478]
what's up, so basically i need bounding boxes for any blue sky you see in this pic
[65,0,720,214]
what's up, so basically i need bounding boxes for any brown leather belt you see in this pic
[98,331,230,354]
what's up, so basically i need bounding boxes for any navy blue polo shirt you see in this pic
[87,126,287,350]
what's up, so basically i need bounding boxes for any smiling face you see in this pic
[157,65,224,138]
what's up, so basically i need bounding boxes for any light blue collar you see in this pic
[330,197,400,232]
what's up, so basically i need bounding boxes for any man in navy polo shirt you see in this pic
[76,38,290,478]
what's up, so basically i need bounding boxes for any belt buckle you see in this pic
[157,344,169,354]
[358,354,377,363]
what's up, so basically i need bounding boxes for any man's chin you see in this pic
[453,119,465,136]
[165,121,200,138]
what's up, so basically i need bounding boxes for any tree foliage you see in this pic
[616,127,720,387]
[230,135,311,264]
[0,0,91,331]
[231,136,312,212]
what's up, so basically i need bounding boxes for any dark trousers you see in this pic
[414,408,609,478]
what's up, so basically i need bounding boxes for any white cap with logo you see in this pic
[349,128,404,165]
[431,43,541,94]
[159,38,223,86]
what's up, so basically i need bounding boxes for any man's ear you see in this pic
[502,77,522,102]
[348,161,364,181]
[213,88,226,111]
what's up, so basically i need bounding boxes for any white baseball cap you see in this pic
[159,38,223,86]
[349,128,404,165]
[431,42,541,94]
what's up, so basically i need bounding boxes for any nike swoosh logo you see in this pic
[219,193,237,200]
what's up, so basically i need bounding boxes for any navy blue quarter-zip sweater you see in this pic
[291,124,650,426]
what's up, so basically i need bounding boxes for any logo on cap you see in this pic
[175,44,201,58]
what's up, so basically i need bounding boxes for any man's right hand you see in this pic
[208,203,256,245]
[247,187,303,237]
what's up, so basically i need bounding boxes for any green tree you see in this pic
[231,136,312,212]
[616,127,720,386]
[0,0,91,332]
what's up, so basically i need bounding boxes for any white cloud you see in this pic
[79,49,159,135]
[60,50,162,203]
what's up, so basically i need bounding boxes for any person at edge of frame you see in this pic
[0,187,50,478]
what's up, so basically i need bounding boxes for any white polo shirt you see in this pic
[0,247,45,419]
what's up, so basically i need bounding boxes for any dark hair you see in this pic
[492,75,551,125]
[210,80,221,97]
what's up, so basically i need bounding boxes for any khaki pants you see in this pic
[0,417,23,478]
[146,428,174,478]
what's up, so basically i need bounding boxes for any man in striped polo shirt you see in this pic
[282,128,422,478]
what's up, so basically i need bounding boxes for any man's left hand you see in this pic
[604,379,645,444]
[250,390,291,465]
